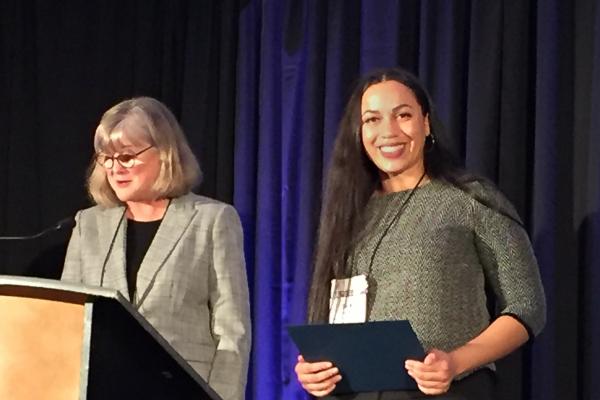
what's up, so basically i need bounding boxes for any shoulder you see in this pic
[460,179,523,225]
[406,180,476,225]
[421,178,523,226]
[172,193,242,225]
[419,179,473,206]
[428,177,515,207]
[463,178,506,201]
[76,204,123,221]
[173,193,237,213]
[464,179,518,211]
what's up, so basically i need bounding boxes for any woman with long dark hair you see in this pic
[294,68,545,399]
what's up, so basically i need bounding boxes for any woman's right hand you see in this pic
[294,355,342,397]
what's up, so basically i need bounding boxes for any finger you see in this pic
[405,361,439,374]
[417,383,450,396]
[412,374,450,390]
[295,360,335,374]
[303,374,342,395]
[298,367,340,384]
[406,359,450,374]
[417,375,451,392]
[424,352,437,365]
[407,366,452,382]
[306,382,337,397]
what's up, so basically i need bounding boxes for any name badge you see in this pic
[329,274,368,324]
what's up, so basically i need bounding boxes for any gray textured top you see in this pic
[347,179,546,356]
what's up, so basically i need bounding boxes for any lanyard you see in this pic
[365,172,427,278]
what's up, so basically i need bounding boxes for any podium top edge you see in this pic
[0,275,122,300]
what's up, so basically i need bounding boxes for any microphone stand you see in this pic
[0,217,75,278]
[0,218,75,241]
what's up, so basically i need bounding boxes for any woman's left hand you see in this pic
[404,349,457,395]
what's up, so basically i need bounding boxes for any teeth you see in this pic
[380,144,404,153]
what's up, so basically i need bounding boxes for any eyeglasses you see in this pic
[96,145,154,169]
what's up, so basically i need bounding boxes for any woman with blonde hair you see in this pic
[62,97,251,400]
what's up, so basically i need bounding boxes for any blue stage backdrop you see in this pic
[234,1,600,400]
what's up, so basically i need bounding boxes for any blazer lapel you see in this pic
[97,207,129,300]
[134,195,198,308]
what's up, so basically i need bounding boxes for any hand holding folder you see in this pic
[288,320,425,394]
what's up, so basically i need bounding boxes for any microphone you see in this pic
[0,217,76,241]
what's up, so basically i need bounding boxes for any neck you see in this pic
[125,198,169,221]
[380,167,428,193]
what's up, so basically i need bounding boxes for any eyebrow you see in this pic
[98,144,135,154]
[362,103,414,116]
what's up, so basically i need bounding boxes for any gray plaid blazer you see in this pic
[62,193,251,400]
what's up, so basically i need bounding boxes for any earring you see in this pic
[428,133,436,144]
[425,133,436,151]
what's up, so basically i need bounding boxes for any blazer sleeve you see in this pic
[206,205,251,400]
[62,211,83,283]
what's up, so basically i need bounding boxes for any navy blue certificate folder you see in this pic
[287,320,425,394]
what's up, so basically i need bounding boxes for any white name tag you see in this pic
[329,274,368,324]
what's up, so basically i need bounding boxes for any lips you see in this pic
[378,143,406,158]
[114,180,132,187]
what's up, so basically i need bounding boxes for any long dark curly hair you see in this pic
[307,67,479,323]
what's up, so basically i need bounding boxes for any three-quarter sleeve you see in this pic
[472,185,546,338]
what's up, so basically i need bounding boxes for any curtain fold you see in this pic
[577,2,600,399]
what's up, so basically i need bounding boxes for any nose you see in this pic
[382,117,404,138]
[110,161,128,174]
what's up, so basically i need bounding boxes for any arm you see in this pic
[405,315,528,394]
[407,186,546,394]
[450,314,528,374]
[207,205,251,400]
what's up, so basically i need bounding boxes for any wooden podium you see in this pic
[0,275,222,400]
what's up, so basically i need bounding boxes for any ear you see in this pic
[424,114,431,136]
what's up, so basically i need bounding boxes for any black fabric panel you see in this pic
[0,0,239,277]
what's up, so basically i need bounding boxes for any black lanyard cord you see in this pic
[366,172,427,278]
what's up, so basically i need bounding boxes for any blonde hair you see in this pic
[87,97,201,207]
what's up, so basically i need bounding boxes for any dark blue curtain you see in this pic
[235,1,600,399]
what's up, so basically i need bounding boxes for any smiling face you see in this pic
[360,80,430,191]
